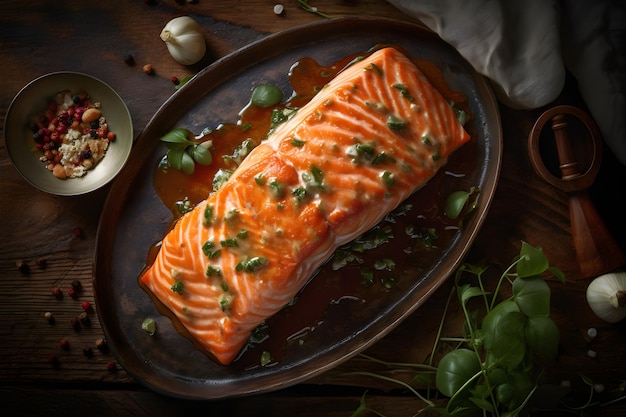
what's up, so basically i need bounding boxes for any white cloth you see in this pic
[387,0,626,165]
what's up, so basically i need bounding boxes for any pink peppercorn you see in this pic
[60,338,70,350]
[107,361,117,371]
[171,76,180,85]
[81,301,91,311]
[67,287,78,299]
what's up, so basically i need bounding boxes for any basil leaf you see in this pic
[160,128,191,145]
[180,150,195,175]
[193,144,213,165]
[251,85,283,108]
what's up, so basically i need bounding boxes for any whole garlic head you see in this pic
[160,16,206,65]
[586,271,626,323]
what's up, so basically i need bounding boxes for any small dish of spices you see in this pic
[4,72,133,195]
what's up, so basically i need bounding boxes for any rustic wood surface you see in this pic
[1,1,625,416]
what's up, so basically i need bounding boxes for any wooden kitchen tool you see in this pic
[528,105,625,278]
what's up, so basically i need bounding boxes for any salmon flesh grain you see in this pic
[140,47,471,365]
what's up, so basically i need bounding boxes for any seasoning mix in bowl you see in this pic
[4,72,133,196]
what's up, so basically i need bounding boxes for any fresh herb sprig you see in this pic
[351,241,569,417]
[160,128,212,174]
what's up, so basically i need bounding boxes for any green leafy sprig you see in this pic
[160,128,213,174]
[351,241,569,417]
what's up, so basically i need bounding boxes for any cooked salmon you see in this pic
[140,47,471,365]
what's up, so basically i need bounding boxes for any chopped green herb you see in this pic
[387,114,407,131]
[302,165,325,190]
[254,174,266,186]
[175,196,193,215]
[171,281,184,295]
[449,100,468,125]
[269,107,297,135]
[225,209,239,226]
[374,258,396,271]
[223,138,255,167]
[241,122,252,132]
[237,230,249,239]
[421,136,432,145]
[249,322,270,344]
[292,186,308,204]
[355,143,375,155]
[203,204,215,226]
[432,152,441,161]
[393,84,414,102]
[213,169,233,192]
[202,240,215,256]
[260,350,272,366]
[371,151,396,165]
[206,265,222,277]
[380,170,395,188]
[360,266,375,286]
[381,276,395,289]
[219,293,233,312]
[268,179,286,199]
[365,63,383,76]
[141,318,157,336]
[236,256,269,273]
[220,238,238,248]
[365,100,388,113]
[291,138,306,147]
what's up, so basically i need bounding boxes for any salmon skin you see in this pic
[140,47,471,365]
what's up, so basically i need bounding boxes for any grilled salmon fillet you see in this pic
[140,47,471,365]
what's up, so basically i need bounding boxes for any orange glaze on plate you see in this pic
[140,47,471,365]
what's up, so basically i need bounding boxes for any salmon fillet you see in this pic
[140,47,471,365]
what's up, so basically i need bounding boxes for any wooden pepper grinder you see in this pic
[528,105,625,278]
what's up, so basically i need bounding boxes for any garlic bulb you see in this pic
[586,271,626,323]
[160,16,206,65]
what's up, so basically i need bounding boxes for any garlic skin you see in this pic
[586,271,626,323]
[160,16,206,65]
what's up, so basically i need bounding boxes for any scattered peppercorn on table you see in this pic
[1,1,625,416]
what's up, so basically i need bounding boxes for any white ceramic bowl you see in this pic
[4,72,133,195]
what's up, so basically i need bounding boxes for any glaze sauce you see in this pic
[147,48,476,368]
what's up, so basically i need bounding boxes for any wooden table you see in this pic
[1,1,625,416]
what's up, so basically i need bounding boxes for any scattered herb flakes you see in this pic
[141,318,157,336]
[393,83,414,102]
[171,280,184,295]
[236,256,269,273]
[212,169,233,192]
[260,351,272,366]
[175,196,193,215]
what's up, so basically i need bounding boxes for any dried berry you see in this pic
[81,301,91,311]
[96,338,108,352]
[60,338,70,350]
[83,346,94,357]
[171,76,180,85]
[78,311,90,326]
[123,54,135,66]
[48,354,60,367]
[36,258,47,269]
[67,287,78,299]
[44,311,55,324]
[16,259,30,274]
[70,317,81,331]
[51,287,63,299]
